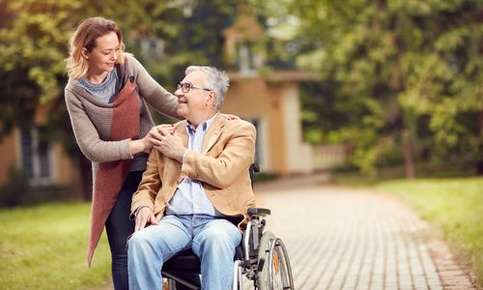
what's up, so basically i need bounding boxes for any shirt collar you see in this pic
[186,113,218,135]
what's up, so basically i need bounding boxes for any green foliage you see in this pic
[1,0,481,175]
[254,0,483,173]
[253,172,280,183]
[0,0,242,146]
[0,0,77,102]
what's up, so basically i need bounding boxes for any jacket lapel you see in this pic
[202,114,225,154]
[174,120,189,148]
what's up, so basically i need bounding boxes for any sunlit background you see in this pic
[0,0,481,289]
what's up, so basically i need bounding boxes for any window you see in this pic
[237,42,255,74]
[20,127,53,185]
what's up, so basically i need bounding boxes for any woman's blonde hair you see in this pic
[65,17,126,80]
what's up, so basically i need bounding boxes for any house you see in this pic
[0,107,81,200]
[221,10,318,175]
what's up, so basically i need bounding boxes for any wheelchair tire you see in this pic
[256,231,294,290]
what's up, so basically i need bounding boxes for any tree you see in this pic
[0,0,244,199]
[253,0,483,176]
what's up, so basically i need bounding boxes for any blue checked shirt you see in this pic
[165,113,222,216]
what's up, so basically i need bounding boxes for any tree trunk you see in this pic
[402,129,416,179]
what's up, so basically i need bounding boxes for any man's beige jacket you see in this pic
[131,113,257,226]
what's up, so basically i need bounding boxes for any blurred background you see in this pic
[0,0,482,289]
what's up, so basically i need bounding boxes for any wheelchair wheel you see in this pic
[257,231,294,290]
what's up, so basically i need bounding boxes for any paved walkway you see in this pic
[99,177,477,290]
[253,183,477,290]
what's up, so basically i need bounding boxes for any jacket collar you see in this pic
[202,113,225,153]
[174,113,225,153]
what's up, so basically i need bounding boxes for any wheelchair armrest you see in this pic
[247,207,271,217]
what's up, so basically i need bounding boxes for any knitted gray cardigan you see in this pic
[64,53,178,265]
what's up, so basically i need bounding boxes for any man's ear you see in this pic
[207,91,216,107]
[81,47,89,60]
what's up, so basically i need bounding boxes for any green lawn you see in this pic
[0,202,111,290]
[377,177,483,285]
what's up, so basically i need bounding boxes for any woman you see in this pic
[64,17,177,289]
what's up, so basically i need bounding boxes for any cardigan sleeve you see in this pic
[126,54,180,119]
[64,89,132,163]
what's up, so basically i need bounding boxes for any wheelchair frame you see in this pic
[232,207,294,290]
[161,165,294,290]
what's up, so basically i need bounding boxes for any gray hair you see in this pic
[185,66,230,110]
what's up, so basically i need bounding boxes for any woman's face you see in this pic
[84,31,120,74]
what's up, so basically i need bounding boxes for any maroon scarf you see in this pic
[87,78,140,266]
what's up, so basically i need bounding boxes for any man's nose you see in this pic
[174,89,184,97]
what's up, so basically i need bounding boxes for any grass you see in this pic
[376,177,483,285]
[329,162,478,186]
[0,202,111,290]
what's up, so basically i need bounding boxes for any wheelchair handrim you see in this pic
[267,238,294,290]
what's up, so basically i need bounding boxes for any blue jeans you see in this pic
[127,214,242,290]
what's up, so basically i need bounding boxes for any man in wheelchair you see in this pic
[128,66,257,290]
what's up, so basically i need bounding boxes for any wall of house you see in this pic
[52,143,80,189]
[0,127,80,195]
[222,76,288,174]
[280,83,313,173]
[223,76,316,175]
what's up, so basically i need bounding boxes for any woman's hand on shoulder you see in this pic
[221,113,240,120]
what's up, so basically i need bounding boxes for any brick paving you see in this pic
[100,179,477,290]
[253,184,477,290]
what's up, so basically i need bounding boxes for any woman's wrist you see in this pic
[128,139,146,157]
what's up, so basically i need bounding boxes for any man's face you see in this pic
[175,71,214,120]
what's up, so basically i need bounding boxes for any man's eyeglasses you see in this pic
[177,82,212,93]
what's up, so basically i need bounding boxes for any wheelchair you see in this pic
[161,164,294,290]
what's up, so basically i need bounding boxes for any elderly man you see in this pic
[127,66,256,290]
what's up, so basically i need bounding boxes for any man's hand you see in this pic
[155,124,175,135]
[145,125,175,151]
[140,124,176,155]
[134,207,158,232]
[152,131,186,163]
